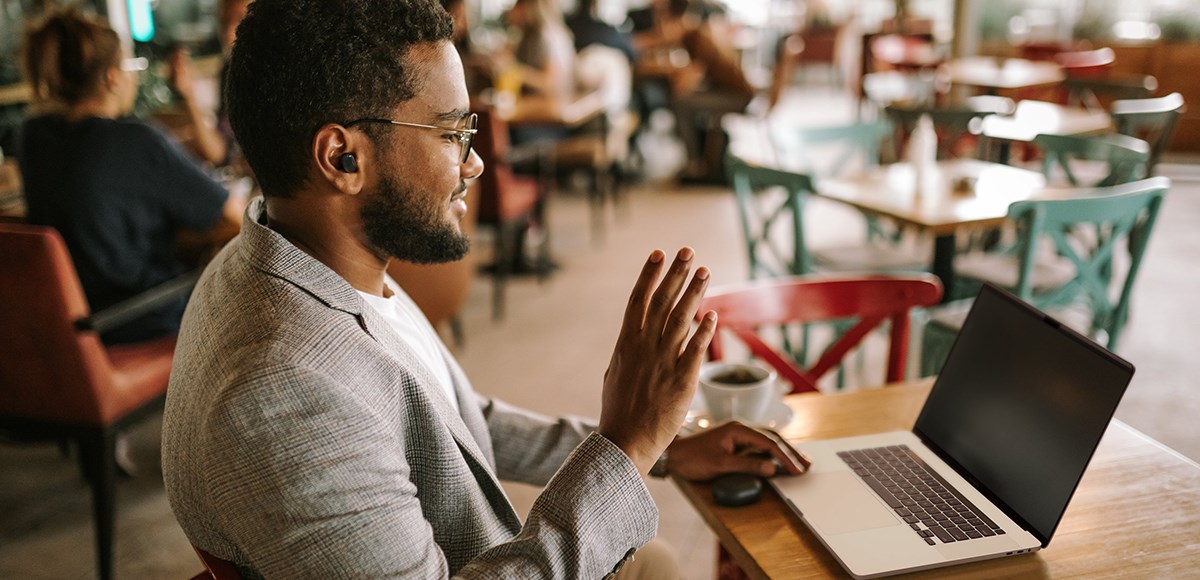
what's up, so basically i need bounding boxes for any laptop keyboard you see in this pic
[837,445,1006,546]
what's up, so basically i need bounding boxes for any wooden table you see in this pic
[673,381,1200,579]
[499,90,606,128]
[0,83,31,107]
[979,100,1114,144]
[944,57,1064,94]
[978,100,1114,164]
[816,159,1055,300]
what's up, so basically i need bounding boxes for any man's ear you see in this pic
[312,124,365,196]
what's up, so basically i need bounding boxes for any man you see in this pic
[161,1,806,577]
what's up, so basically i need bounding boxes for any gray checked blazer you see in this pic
[162,199,657,578]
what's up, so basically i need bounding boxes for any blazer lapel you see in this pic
[240,200,517,527]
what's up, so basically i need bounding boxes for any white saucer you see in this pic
[682,397,794,434]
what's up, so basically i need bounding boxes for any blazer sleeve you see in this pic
[204,364,657,579]
[480,397,600,487]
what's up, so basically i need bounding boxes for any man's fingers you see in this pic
[661,266,711,351]
[727,425,810,475]
[643,247,695,336]
[680,310,718,370]
[619,249,666,339]
[722,454,778,478]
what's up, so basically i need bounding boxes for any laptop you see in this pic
[771,283,1135,578]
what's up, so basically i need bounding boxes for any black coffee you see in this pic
[711,367,762,385]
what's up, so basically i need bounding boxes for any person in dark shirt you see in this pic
[20,8,233,345]
[566,0,636,63]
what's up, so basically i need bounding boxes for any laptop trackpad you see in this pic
[782,471,898,536]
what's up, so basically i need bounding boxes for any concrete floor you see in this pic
[2,88,1198,579]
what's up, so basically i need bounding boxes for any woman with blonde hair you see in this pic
[20,7,236,344]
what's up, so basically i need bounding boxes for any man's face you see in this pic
[359,42,483,265]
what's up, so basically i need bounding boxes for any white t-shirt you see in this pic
[357,279,459,413]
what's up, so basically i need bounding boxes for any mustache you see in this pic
[450,182,468,199]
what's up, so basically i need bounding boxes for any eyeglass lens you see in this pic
[460,113,478,163]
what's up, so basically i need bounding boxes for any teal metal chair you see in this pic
[769,119,908,245]
[1033,133,1151,187]
[1065,74,1158,111]
[726,155,926,382]
[921,177,1169,376]
[770,119,894,175]
[884,103,1006,160]
[1111,92,1185,177]
[726,154,924,278]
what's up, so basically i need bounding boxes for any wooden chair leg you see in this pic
[589,167,606,247]
[81,428,117,580]
[491,222,513,322]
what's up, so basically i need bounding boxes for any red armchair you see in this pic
[0,224,182,580]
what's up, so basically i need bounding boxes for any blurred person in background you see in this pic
[505,0,577,144]
[566,0,636,64]
[632,0,753,182]
[166,0,252,168]
[19,7,237,345]
[441,0,496,96]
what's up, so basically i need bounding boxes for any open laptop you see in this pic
[771,283,1135,578]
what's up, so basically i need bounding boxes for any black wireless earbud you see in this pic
[337,153,358,174]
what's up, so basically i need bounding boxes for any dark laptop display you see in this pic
[914,284,1135,547]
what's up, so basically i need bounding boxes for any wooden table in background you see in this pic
[980,100,1114,144]
[673,381,1200,579]
[815,159,1057,300]
[944,57,1064,94]
[978,100,1115,165]
[500,90,606,128]
[0,82,31,107]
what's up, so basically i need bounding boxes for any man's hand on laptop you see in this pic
[666,423,812,481]
[598,248,717,475]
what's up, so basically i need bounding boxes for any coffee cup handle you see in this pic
[774,380,790,398]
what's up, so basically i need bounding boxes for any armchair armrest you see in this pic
[75,270,201,334]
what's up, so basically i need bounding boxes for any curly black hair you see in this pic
[226,0,453,197]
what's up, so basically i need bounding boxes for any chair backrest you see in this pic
[1006,177,1168,350]
[1033,132,1150,186]
[0,224,119,425]
[471,106,524,224]
[770,119,893,177]
[700,275,943,393]
[1064,74,1158,110]
[726,155,817,279]
[1111,92,1185,176]
[193,546,244,580]
[884,104,997,160]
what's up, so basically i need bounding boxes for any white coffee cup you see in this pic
[699,362,784,424]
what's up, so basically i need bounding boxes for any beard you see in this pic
[359,171,470,265]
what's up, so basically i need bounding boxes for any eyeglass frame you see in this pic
[343,113,478,164]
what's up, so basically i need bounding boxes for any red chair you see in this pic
[472,106,550,321]
[699,275,943,394]
[190,546,244,580]
[0,224,182,580]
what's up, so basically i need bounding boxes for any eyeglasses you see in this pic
[344,113,478,164]
[120,57,149,72]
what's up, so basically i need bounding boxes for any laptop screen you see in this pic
[914,284,1134,546]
